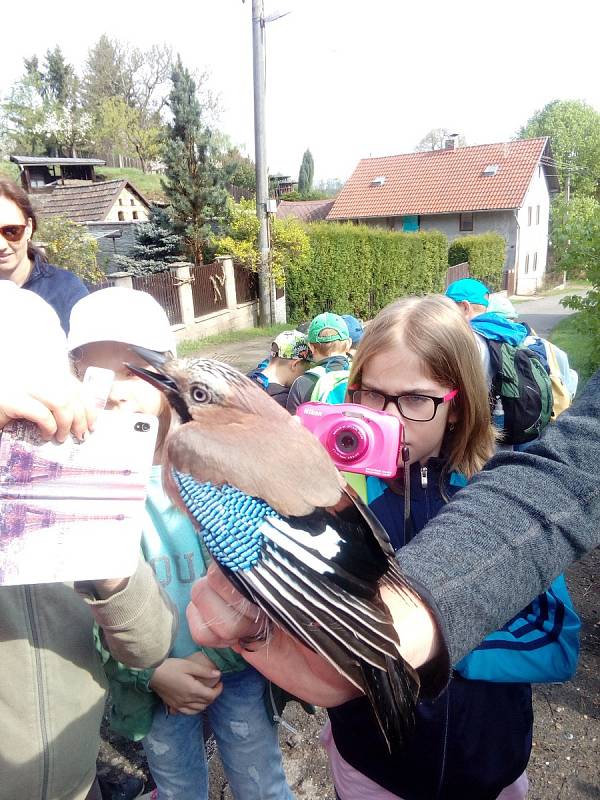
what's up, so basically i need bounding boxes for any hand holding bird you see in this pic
[128,348,423,750]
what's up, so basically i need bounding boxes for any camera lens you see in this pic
[336,430,359,454]
[326,421,369,463]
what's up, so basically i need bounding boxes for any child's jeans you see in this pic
[143,666,294,800]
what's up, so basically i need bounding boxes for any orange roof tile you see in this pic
[328,138,555,220]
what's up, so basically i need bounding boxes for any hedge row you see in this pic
[448,233,505,291]
[285,223,448,322]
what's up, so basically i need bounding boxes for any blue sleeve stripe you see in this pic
[476,602,564,652]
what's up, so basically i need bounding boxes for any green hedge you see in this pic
[448,233,506,291]
[284,223,448,321]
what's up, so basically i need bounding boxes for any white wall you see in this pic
[514,164,551,294]
[106,187,150,223]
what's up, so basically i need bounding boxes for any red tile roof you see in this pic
[276,199,335,222]
[328,138,555,220]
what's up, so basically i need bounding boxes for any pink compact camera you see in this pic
[296,402,403,478]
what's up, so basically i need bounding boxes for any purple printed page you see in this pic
[0,412,157,585]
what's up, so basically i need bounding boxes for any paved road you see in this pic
[512,289,586,338]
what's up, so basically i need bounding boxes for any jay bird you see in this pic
[128,348,420,750]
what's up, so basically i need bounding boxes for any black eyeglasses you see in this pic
[0,225,27,243]
[351,388,458,422]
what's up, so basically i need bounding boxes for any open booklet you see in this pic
[0,412,157,585]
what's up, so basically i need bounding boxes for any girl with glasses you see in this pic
[321,296,579,800]
[0,179,87,333]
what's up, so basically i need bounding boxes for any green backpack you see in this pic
[486,339,553,445]
[308,366,350,404]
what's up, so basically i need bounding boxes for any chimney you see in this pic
[444,133,460,150]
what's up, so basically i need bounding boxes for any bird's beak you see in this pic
[125,346,179,394]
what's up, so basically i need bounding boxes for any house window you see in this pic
[118,211,125,221]
[459,213,473,232]
[533,252,538,272]
[528,207,532,226]
[536,205,540,225]
[119,198,124,206]
[524,254,529,274]
[132,211,139,220]
[130,198,135,206]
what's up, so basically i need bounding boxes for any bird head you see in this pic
[126,346,287,421]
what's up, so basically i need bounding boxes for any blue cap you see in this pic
[341,315,364,346]
[445,278,490,307]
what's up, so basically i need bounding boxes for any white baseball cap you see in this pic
[67,287,177,355]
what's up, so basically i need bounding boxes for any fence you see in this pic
[234,263,259,304]
[445,261,470,288]
[97,258,287,338]
[190,263,228,317]
[131,270,183,325]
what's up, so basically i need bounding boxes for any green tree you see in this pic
[213,199,309,286]
[37,215,102,283]
[414,129,467,151]
[92,97,161,173]
[552,194,600,373]
[161,57,229,264]
[519,100,600,198]
[298,149,314,194]
[113,206,183,275]
[1,49,90,157]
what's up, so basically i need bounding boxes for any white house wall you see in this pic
[106,187,150,223]
[514,164,551,295]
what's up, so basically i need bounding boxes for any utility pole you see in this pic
[252,0,272,325]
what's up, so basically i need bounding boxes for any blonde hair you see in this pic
[310,340,348,359]
[348,295,496,479]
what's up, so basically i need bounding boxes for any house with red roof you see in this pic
[327,137,559,294]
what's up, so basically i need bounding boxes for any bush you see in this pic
[448,233,505,290]
[285,223,448,322]
[36,215,103,283]
[559,197,600,375]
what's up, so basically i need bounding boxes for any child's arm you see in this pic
[78,558,177,669]
[149,652,223,714]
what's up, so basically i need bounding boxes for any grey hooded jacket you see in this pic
[396,368,600,670]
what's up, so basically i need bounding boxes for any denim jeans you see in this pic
[143,666,295,800]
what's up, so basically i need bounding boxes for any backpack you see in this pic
[486,339,553,445]
[524,334,574,420]
[308,365,350,404]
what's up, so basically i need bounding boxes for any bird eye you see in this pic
[191,386,209,404]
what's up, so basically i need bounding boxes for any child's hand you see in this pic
[149,656,223,715]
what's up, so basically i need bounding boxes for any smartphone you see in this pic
[0,412,157,586]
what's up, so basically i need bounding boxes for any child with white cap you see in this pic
[68,288,294,800]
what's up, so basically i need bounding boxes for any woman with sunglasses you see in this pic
[0,179,87,333]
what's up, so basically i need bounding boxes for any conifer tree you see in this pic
[161,57,228,264]
[298,149,314,194]
[113,207,183,275]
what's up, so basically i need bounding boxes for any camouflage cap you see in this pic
[271,330,312,360]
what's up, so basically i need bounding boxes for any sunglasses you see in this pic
[0,225,27,243]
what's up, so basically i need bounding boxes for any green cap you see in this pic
[308,312,350,343]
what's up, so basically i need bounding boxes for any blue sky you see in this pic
[2,0,598,182]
